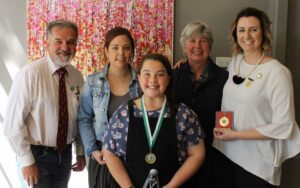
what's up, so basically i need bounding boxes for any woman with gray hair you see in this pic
[173,20,228,188]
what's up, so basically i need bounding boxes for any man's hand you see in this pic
[173,58,186,69]
[71,155,86,171]
[92,150,106,165]
[22,163,39,187]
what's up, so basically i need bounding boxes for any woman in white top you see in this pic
[213,7,300,188]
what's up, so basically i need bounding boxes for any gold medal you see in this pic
[145,153,156,164]
[216,111,233,128]
[219,116,229,127]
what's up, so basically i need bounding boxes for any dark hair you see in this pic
[46,19,78,40]
[229,7,272,55]
[138,54,175,114]
[104,27,135,55]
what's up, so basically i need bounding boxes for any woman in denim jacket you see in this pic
[78,27,140,188]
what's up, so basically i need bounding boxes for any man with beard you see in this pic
[4,19,85,188]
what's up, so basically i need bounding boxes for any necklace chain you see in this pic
[236,52,265,79]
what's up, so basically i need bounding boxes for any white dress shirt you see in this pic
[4,55,84,167]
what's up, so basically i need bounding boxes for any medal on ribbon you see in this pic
[145,153,156,164]
[141,95,167,165]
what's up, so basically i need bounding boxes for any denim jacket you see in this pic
[77,64,140,156]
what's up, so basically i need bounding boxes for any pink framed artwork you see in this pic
[27,0,174,77]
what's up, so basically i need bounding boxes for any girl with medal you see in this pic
[103,54,205,187]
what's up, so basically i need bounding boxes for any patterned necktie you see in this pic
[56,67,68,153]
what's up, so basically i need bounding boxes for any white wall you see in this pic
[0,0,27,119]
[174,0,288,63]
[0,0,27,187]
[281,1,300,187]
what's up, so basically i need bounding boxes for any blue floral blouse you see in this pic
[103,102,205,163]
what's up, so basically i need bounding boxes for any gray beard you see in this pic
[54,55,73,66]
[55,59,71,66]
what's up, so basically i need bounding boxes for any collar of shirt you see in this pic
[186,57,215,91]
[47,55,70,76]
[187,58,211,82]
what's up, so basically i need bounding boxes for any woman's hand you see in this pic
[213,128,238,141]
[92,150,106,165]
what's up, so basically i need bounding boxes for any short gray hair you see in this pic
[46,19,78,40]
[180,21,214,50]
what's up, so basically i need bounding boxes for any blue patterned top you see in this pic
[103,102,205,163]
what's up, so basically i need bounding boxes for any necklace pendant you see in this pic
[245,79,252,87]
[232,75,245,85]
[145,152,156,164]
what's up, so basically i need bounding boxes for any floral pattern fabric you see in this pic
[103,102,204,163]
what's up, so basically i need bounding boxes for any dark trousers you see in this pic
[194,146,217,188]
[88,158,119,188]
[213,149,277,188]
[19,144,72,188]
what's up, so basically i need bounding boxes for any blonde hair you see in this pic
[229,7,272,56]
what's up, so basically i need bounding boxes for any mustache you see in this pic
[56,50,73,56]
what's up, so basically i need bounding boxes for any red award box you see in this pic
[215,111,233,128]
